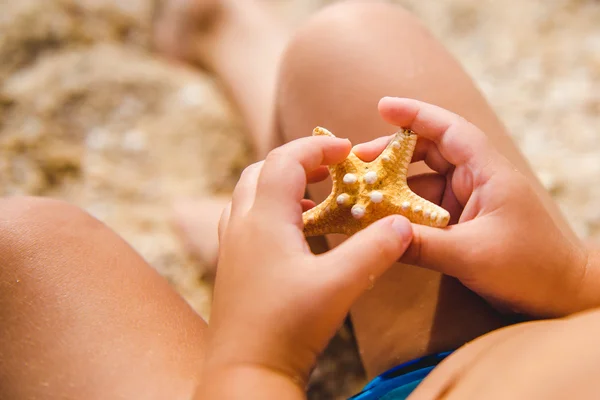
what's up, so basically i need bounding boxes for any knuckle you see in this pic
[364,222,405,260]
[262,148,305,187]
[218,202,232,235]
[239,161,263,180]
[403,228,423,266]
[265,148,290,167]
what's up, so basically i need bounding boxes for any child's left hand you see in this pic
[200,135,413,396]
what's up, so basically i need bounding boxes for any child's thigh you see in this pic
[0,196,207,400]
[413,311,600,399]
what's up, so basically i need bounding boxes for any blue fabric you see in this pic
[348,351,452,400]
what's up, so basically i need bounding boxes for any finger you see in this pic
[352,135,394,162]
[401,222,474,276]
[255,136,351,220]
[407,173,446,204]
[440,169,463,225]
[325,215,413,296]
[231,161,264,216]
[301,199,317,212]
[352,133,453,175]
[409,172,464,226]
[412,138,454,176]
[217,201,232,243]
[378,97,499,174]
[233,163,327,216]
[307,166,330,184]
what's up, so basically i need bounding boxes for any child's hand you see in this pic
[202,135,414,393]
[373,97,590,318]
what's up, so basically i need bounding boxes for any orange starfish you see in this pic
[303,127,450,237]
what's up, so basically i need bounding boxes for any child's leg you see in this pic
[411,309,600,398]
[154,0,288,159]
[275,0,576,378]
[154,0,289,269]
[0,197,207,400]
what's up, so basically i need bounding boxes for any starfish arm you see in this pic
[302,199,355,236]
[377,129,417,183]
[312,126,334,138]
[390,187,451,228]
[302,160,363,237]
[302,196,336,237]
[302,126,366,236]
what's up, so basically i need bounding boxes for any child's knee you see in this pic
[280,0,425,77]
[296,0,420,40]
[0,196,107,277]
[276,1,429,138]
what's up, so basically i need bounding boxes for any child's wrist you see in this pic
[202,325,319,385]
[196,362,306,399]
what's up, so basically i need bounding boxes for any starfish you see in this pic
[302,127,450,237]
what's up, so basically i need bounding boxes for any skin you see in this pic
[0,197,208,400]
[198,98,600,398]
[158,0,591,380]
[2,1,600,399]
[199,134,415,398]
[156,0,288,268]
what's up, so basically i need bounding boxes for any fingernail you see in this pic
[391,217,412,242]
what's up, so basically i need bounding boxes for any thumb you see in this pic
[217,202,232,243]
[325,216,413,293]
[401,223,472,277]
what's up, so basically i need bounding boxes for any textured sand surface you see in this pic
[1,0,598,398]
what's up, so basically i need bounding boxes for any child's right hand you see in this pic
[369,97,592,318]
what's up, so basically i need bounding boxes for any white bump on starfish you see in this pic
[431,212,438,220]
[336,193,350,205]
[343,173,358,184]
[364,171,378,184]
[424,209,431,218]
[401,201,410,211]
[351,205,366,219]
[382,154,390,161]
[392,141,401,149]
[413,205,422,213]
[306,214,315,222]
[369,191,384,203]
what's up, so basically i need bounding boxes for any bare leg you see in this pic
[0,197,207,400]
[170,195,230,269]
[154,0,287,158]
[410,309,600,399]
[155,0,289,270]
[275,0,576,377]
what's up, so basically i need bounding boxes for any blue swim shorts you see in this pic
[348,351,452,400]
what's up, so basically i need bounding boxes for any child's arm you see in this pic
[198,365,305,399]
[374,97,591,318]
[196,136,414,398]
